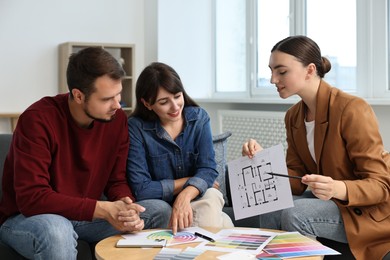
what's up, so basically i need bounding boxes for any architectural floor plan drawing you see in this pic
[238,161,279,209]
[227,144,294,220]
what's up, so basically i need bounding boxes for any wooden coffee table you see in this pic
[95,227,323,260]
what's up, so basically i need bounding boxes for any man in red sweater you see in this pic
[0,47,163,259]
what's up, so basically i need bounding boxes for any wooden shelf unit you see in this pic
[0,113,20,132]
[59,42,135,114]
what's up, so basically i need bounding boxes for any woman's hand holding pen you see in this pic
[241,139,348,201]
[302,175,347,201]
[242,139,263,158]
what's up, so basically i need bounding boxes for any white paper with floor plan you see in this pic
[227,143,294,220]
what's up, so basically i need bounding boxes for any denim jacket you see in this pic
[126,106,218,203]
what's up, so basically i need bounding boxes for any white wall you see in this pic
[0,0,145,114]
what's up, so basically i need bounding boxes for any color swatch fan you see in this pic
[147,231,197,245]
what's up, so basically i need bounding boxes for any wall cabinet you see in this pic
[59,42,135,115]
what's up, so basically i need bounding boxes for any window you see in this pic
[306,0,356,92]
[215,0,247,92]
[255,0,357,94]
[215,0,390,100]
[257,0,290,90]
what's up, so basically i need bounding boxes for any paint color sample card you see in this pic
[153,247,204,260]
[153,248,182,260]
[196,228,276,254]
[257,232,340,258]
[217,251,257,260]
[174,247,204,259]
[116,238,166,248]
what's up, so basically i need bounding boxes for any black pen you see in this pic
[194,232,215,242]
[267,172,302,179]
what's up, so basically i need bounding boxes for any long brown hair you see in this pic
[132,62,199,121]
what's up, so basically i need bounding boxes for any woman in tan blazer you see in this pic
[243,35,390,260]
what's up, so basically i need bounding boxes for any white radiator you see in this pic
[218,110,287,161]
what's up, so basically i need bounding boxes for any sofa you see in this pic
[213,131,261,227]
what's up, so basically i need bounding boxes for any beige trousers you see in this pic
[191,188,234,228]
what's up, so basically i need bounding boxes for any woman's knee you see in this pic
[280,206,302,231]
[280,198,330,233]
[199,188,224,207]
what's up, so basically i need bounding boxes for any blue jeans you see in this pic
[138,199,171,229]
[258,190,348,243]
[0,199,170,260]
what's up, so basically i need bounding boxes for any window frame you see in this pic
[214,0,390,101]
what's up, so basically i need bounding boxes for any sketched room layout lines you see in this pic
[235,159,279,209]
[228,144,293,220]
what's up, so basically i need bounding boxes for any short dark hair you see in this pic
[271,35,331,78]
[66,47,125,100]
[132,62,198,121]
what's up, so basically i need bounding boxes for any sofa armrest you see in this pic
[213,131,232,206]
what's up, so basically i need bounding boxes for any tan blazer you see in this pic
[285,81,390,260]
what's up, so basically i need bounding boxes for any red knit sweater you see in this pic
[0,94,134,224]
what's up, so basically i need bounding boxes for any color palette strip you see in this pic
[197,229,275,254]
[207,233,271,250]
[257,232,340,258]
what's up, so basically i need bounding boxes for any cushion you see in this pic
[213,131,232,206]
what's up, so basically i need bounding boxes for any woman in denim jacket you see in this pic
[126,62,234,234]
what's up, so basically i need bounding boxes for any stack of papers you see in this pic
[116,226,340,258]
